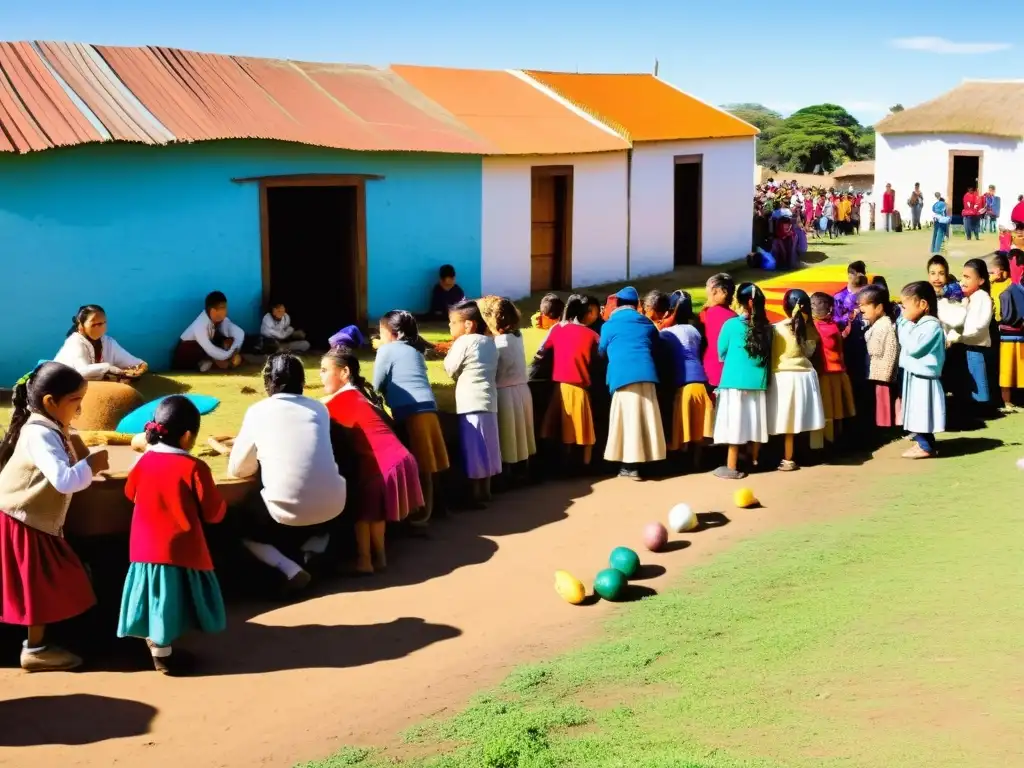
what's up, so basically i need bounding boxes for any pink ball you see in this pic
[643,522,669,552]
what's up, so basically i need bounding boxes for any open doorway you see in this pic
[674,155,702,267]
[949,151,982,222]
[261,182,364,347]
[530,166,573,292]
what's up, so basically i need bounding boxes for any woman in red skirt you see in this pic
[320,347,423,574]
[0,362,109,671]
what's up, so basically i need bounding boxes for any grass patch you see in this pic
[304,414,1024,768]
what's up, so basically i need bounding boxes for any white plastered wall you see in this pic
[874,132,1024,225]
[481,151,628,299]
[629,136,756,276]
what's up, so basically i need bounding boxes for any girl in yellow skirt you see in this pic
[811,292,856,445]
[372,311,450,525]
[539,295,601,466]
[995,255,1024,410]
[658,291,714,469]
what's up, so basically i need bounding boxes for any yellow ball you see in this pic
[554,570,587,605]
[734,488,757,508]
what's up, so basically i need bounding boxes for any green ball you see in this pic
[608,546,640,578]
[593,568,627,601]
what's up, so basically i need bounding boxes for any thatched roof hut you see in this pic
[876,81,1024,138]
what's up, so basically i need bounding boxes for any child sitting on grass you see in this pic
[174,291,245,372]
[428,264,465,320]
[260,300,310,353]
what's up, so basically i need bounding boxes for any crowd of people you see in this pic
[3,250,1024,675]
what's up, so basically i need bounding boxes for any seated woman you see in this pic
[54,305,147,381]
[226,353,348,594]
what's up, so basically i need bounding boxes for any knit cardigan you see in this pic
[864,315,899,383]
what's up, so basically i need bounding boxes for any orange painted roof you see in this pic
[524,72,758,142]
[391,65,628,155]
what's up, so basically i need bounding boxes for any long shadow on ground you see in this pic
[0,694,157,746]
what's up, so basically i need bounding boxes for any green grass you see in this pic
[304,414,1024,768]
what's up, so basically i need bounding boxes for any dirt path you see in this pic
[0,445,920,768]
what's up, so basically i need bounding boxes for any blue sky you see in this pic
[3,0,1022,126]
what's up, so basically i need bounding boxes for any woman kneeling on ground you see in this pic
[227,353,347,595]
[54,304,148,381]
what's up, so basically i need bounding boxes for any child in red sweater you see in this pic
[118,395,227,675]
[811,292,857,444]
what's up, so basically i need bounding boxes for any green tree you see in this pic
[720,103,784,132]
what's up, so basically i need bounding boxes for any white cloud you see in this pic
[891,37,1011,54]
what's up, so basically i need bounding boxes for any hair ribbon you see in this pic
[145,421,168,436]
[791,302,802,319]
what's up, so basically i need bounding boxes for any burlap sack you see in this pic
[71,381,144,431]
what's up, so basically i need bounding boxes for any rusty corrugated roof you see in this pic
[523,71,758,142]
[0,41,497,154]
[391,64,629,155]
[0,41,104,152]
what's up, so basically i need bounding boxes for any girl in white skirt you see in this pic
[713,283,774,479]
[479,296,536,480]
[768,289,825,471]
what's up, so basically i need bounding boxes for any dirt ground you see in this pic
[0,441,926,768]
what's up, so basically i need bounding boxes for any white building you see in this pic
[874,80,1024,226]
[393,64,631,300]
[525,71,758,277]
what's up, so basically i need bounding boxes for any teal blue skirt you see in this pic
[117,563,226,647]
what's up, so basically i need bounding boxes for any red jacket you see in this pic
[541,322,600,388]
[881,190,895,213]
[963,192,984,217]
[813,319,847,374]
[125,449,226,571]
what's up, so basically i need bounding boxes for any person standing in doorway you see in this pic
[909,183,924,230]
[984,185,1001,233]
[963,186,984,241]
[881,184,896,232]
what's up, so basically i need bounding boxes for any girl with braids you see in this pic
[767,289,825,471]
[712,282,773,479]
[228,353,347,595]
[373,310,448,524]
[118,395,226,675]
[321,347,423,574]
[54,304,147,381]
[699,273,738,387]
[0,362,108,671]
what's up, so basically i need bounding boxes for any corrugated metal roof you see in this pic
[0,41,497,154]
[0,41,104,152]
[391,64,629,155]
[524,71,758,142]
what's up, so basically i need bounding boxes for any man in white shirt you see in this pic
[173,291,245,373]
[228,354,346,592]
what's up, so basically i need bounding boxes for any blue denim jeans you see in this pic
[986,214,998,233]
[964,215,980,240]
[930,222,947,253]
[912,432,936,452]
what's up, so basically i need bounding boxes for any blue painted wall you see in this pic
[0,141,482,384]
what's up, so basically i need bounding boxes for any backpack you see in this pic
[892,210,903,232]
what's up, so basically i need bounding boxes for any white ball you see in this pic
[668,503,697,533]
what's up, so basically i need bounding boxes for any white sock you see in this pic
[300,533,330,555]
[22,641,45,653]
[242,539,304,579]
[149,644,172,658]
